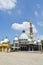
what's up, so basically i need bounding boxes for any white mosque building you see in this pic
[12,30,41,51]
[12,19,42,51]
[0,20,42,52]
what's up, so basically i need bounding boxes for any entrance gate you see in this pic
[20,46,28,51]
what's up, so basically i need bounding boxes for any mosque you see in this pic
[12,20,42,51]
[0,19,42,52]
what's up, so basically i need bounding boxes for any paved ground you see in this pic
[0,51,43,65]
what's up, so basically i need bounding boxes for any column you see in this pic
[9,48,10,52]
[7,48,10,53]
[5,47,7,52]
[41,44,42,52]
[32,46,33,51]
[29,46,30,51]
[38,45,40,51]
[0,47,2,52]
[2,47,4,52]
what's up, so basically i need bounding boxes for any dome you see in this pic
[0,41,4,44]
[34,41,37,44]
[4,38,9,43]
[14,37,18,40]
[19,30,28,40]
[37,39,41,43]
[37,39,41,45]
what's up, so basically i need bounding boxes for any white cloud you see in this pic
[34,11,38,16]
[0,0,17,10]
[37,21,43,27]
[11,21,38,34]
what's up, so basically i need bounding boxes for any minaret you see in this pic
[29,19,33,41]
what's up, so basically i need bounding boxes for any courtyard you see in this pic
[0,51,43,65]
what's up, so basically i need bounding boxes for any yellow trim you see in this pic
[0,44,2,46]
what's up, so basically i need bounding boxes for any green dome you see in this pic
[22,30,25,33]
[19,30,28,39]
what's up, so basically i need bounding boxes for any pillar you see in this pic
[0,47,2,52]
[2,47,4,52]
[7,48,10,53]
[32,46,34,51]
[38,45,41,51]
[41,44,42,52]
[29,46,30,51]
[8,48,10,52]
[5,47,7,52]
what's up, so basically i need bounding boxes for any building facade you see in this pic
[13,30,41,51]
[0,20,42,52]
[12,20,42,51]
[0,38,11,52]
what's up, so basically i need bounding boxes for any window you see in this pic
[15,43,19,47]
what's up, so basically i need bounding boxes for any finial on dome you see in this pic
[22,30,25,33]
[29,18,32,23]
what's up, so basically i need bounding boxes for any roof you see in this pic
[14,37,18,40]
[0,41,4,44]
[37,39,41,43]
[19,31,28,40]
[34,41,37,44]
[4,38,9,43]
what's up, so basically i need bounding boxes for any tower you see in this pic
[29,19,33,41]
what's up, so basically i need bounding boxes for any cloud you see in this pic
[34,11,38,16]
[11,21,38,34]
[37,21,43,27]
[0,0,17,10]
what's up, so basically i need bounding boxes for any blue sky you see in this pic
[0,0,43,42]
